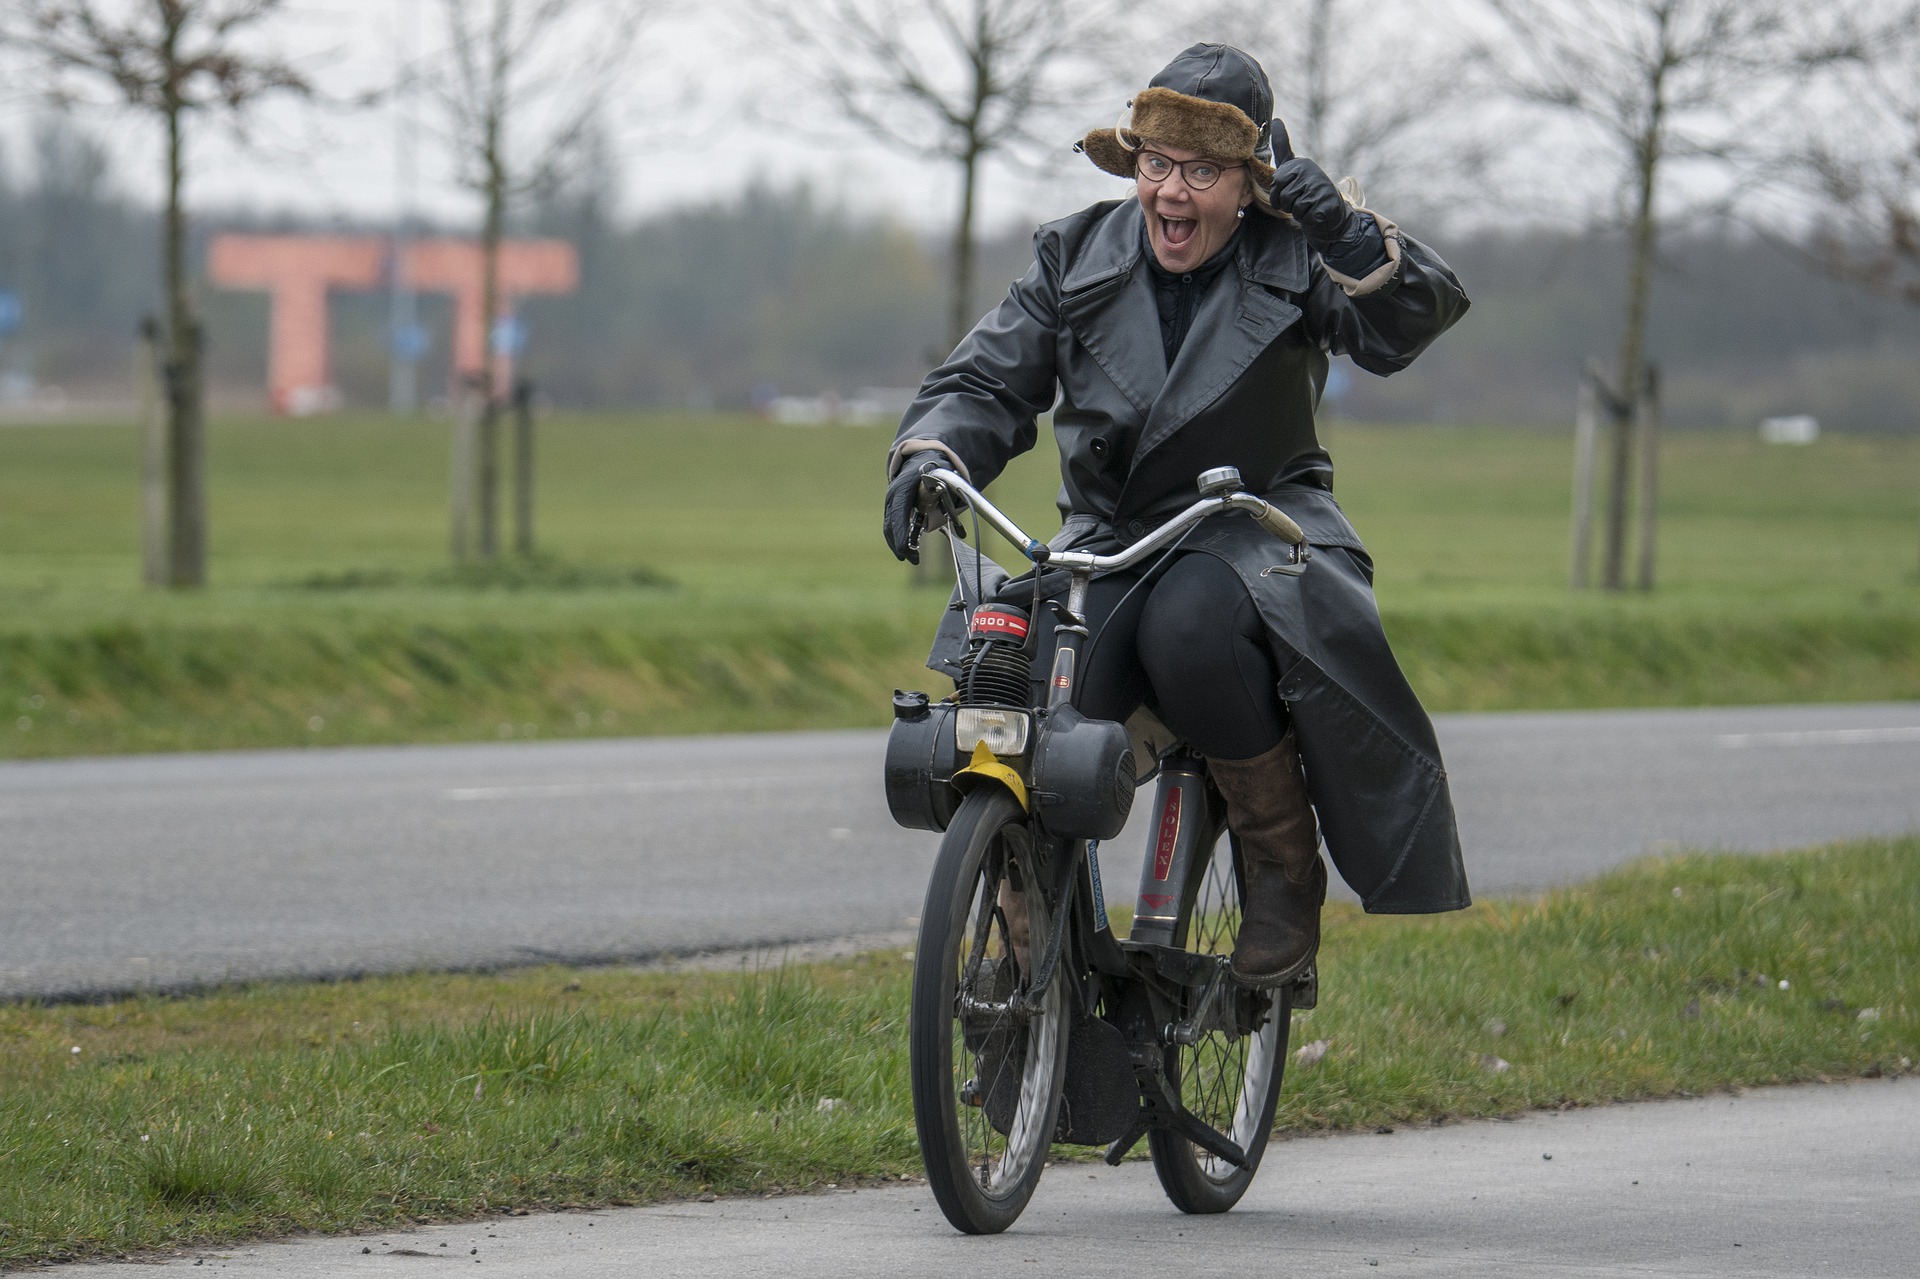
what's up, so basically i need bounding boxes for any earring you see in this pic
[1236,208,1246,219]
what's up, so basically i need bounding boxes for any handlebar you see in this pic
[920,466,1308,576]
[1245,498,1309,547]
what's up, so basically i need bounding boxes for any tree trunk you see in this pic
[512,378,534,556]
[1302,0,1335,162]
[915,139,981,590]
[1568,364,1600,590]
[1604,126,1662,592]
[477,394,499,559]
[138,315,167,588]
[162,94,206,589]
[475,0,508,562]
[478,160,504,562]
[947,143,980,353]
[450,376,478,561]
[1634,363,1661,591]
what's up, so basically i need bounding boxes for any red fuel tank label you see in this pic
[1151,788,1182,881]
[968,608,1029,640]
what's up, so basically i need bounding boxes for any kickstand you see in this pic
[1103,1114,1150,1166]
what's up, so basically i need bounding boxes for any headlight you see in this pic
[955,707,1030,756]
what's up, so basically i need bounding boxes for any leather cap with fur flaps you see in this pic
[1077,43,1279,193]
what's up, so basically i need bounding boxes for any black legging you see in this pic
[1030,552,1288,761]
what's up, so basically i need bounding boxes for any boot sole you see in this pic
[1230,945,1318,989]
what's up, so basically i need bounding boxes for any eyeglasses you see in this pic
[1136,150,1244,191]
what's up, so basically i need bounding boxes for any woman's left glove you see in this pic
[882,453,951,564]
[1266,119,1388,279]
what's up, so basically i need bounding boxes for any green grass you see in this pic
[2,837,1915,1266]
[1287,837,1919,1128]
[2,414,1917,757]
[0,616,936,755]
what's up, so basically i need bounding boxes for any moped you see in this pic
[885,464,1317,1234]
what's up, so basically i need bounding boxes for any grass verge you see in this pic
[5,605,1920,757]
[0,615,936,756]
[1382,605,1920,711]
[3,837,1915,1265]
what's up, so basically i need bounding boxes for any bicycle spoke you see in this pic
[1173,843,1277,1180]
[941,823,1055,1200]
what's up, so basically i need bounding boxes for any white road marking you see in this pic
[1716,726,1920,748]
[442,774,835,801]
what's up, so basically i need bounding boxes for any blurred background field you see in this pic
[3,412,1916,758]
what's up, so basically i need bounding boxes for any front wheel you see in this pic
[910,789,1070,1234]
[1148,828,1291,1214]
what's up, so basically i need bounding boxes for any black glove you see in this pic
[1267,119,1388,279]
[882,453,952,564]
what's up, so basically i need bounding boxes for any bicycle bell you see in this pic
[1197,465,1243,496]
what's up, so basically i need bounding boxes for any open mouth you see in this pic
[1157,214,1197,251]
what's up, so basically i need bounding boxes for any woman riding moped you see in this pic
[883,43,1474,986]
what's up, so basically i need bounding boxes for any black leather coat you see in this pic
[893,197,1472,913]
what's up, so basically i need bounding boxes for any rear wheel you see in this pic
[910,789,1070,1234]
[1148,827,1290,1214]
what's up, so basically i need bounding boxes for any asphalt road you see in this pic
[49,1076,1920,1277]
[3,701,1917,1000]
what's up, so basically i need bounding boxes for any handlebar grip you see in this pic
[1249,499,1307,547]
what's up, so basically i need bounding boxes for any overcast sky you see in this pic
[1,0,1902,239]
[0,0,1146,237]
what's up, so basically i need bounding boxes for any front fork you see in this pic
[1042,566,1090,712]
[1039,569,1137,986]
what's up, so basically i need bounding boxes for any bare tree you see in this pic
[1186,0,1481,213]
[1775,4,1920,573]
[762,0,1125,351]
[1470,0,1838,591]
[1784,7,1920,307]
[433,0,650,561]
[3,0,306,588]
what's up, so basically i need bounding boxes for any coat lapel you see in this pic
[1132,218,1311,464]
[1058,201,1166,418]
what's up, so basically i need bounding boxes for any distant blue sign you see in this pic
[490,314,527,358]
[0,291,20,338]
[390,321,429,362]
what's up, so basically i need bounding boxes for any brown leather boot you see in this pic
[1207,731,1326,987]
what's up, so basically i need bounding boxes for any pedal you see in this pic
[1289,963,1318,1011]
